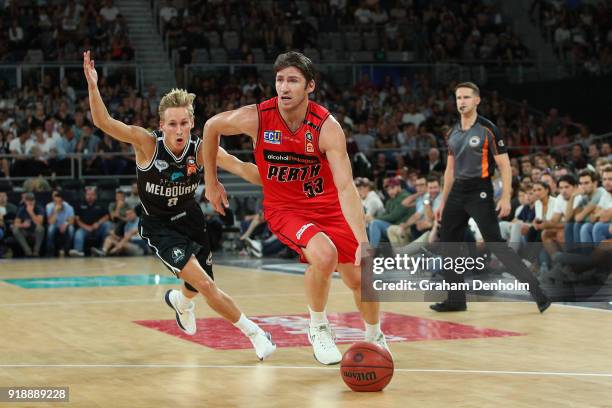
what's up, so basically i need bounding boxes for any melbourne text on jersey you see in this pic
[145,181,199,197]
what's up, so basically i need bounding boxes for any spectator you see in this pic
[540,174,579,256]
[125,181,141,210]
[388,175,441,244]
[564,170,606,250]
[108,189,128,226]
[91,207,146,256]
[365,177,413,246]
[23,175,52,193]
[355,177,384,218]
[580,166,612,244]
[425,147,444,174]
[352,122,375,156]
[11,192,45,257]
[45,190,75,257]
[100,0,120,23]
[70,187,111,256]
[0,191,17,256]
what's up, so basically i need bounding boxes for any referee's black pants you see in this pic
[440,178,547,305]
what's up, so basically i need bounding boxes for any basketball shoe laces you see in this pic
[311,324,337,350]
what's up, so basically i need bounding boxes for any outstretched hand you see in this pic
[83,50,98,87]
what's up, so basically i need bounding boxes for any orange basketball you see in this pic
[340,341,394,392]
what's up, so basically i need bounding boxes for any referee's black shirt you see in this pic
[447,115,507,179]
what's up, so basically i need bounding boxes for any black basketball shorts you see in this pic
[139,204,214,279]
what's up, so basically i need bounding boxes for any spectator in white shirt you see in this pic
[9,127,30,156]
[100,0,120,23]
[541,174,579,254]
[583,166,612,243]
[401,103,426,127]
[356,177,384,219]
[352,122,375,156]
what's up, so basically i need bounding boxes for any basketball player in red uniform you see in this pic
[202,52,389,365]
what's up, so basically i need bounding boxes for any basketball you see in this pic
[340,342,394,392]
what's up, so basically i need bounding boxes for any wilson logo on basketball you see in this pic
[343,371,377,381]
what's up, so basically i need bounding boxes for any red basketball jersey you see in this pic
[254,97,339,212]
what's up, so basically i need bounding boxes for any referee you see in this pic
[431,82,550,313]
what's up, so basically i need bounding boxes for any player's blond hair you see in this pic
[158,88,196,120]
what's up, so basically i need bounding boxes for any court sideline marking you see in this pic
[0,364,610,378]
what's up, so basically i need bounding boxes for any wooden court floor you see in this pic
[0,257,611,408]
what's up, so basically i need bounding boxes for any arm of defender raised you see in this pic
[83,51,151,148]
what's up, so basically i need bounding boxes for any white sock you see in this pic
[365,321,381,339]
[176,290,192,310]
[308,306,328,326]
[233,313,259,336]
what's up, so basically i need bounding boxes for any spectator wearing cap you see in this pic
[355,177,384,219]
[45,190,75,256]
[11,192,45,257]
[365,177,414,246]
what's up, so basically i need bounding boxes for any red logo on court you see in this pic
[135,312,522,350]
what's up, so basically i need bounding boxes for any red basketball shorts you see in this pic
[264,204,358,265]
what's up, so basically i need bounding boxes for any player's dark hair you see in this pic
[274,51,316,85]
[455,81,480,96]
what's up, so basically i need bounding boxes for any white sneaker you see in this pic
[164,289,196,335]
[248,329,276,361]
[366,332,392,358]
[308,324,342,365]
[245,238,263,258]
[69,249,84,257]
[90,247,106,257]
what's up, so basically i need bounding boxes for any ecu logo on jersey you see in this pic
[264,130,282,144]
[186,156,197,176]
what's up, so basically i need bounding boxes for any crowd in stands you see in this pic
[0,0,133,63]
[2,54,611,260]
[0,74,159,178]
[243,151,612,283]
[158,0,530,67]
[0,183,145,258]
[531,0,612,75]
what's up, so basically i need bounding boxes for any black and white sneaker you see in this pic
[164,289,196,335]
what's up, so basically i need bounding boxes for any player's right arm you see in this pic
[436,154,455,221]
[83,51,152,151]
[202,105,258,214]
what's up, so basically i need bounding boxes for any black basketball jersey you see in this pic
[137,130,203,217]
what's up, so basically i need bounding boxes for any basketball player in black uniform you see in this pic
[433,82,550,313]
[84,51,276,360]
